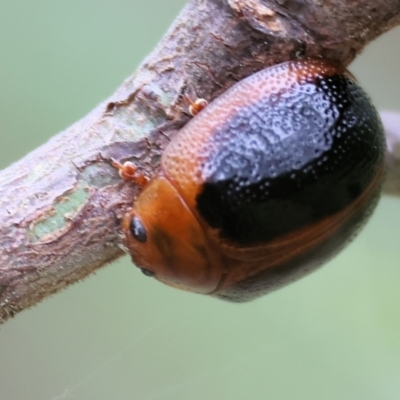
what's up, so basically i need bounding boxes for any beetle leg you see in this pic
[184,94,208,116]
[111,159,149,188]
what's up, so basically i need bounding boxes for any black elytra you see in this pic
[196,73,385,245]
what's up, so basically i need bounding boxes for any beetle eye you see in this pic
[130,216,147,243]
[140,268,155,277]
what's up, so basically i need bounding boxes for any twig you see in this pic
[382,111,400,196]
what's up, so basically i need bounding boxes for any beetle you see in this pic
[113,59,385,302]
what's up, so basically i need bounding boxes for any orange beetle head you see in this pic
[122,176,223,294]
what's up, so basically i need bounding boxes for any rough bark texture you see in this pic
[1,0,400,323]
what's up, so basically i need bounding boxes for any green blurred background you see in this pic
[1,2,400,400]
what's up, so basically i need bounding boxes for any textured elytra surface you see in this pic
[162,60,343,192]
[190,64,385,245]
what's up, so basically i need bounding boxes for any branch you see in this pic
[1,0,400,323]
[381,111,400,196]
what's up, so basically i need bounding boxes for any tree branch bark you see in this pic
[1,0,400,323]
[381,111,400,196]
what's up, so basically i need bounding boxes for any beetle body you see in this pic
[121,59,385,302]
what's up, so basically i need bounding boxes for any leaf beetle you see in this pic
[114,59,385,302]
